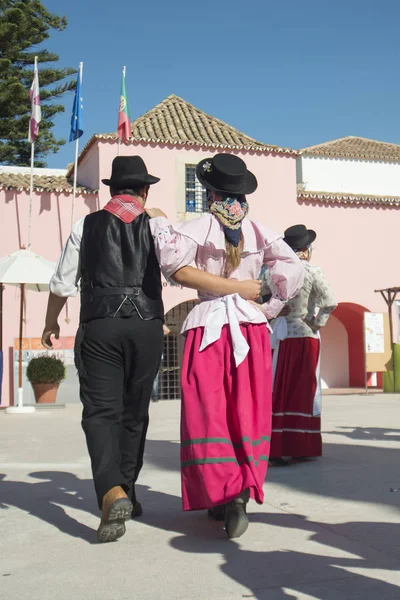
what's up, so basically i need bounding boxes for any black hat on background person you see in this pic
[196,153,258,195]
[102,156,160,188]
[283,224,317,250]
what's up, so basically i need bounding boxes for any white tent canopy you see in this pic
[0,248,55,413]
[0,248,55,290]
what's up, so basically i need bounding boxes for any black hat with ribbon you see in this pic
[102,156,160,187]
[283,224,317,249]
[196,153,257,195]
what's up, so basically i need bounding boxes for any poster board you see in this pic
[364,312,392,373]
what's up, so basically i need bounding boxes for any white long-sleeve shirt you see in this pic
[49,218,85,297]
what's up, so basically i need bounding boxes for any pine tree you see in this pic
[0,0,76,166]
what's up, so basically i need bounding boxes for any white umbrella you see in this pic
[0,248,56,414]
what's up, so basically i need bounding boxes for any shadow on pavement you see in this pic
[1,434,400,598]
[324,426,400,443]
[170,513,400,599]
[0,472,98,543]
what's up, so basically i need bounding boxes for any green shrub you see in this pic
[26,356,66,385]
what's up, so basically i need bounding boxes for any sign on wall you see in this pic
[364,313,385,354]
[363,312,392,375]
[13,337,75,368]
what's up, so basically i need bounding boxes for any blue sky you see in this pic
[41,0,400,168]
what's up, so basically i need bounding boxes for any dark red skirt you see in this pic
[271,337,321,458]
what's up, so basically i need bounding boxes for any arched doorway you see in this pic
[320,314,349,388]
[332,302,371,388]
[158,300,199,400]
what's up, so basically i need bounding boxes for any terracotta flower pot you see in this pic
[32,383,60,404]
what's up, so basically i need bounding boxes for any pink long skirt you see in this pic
[180,324,272,511]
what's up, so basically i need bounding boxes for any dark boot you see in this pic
[224,488,250,539]
[130,485,143,519]
[207,504,226,521]
[269,458,290,467]
[131,500,143,519]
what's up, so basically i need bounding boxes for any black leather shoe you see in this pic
[225,489,250,539]
[207,505,226,521]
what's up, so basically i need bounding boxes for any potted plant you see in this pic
[26,356,66,404]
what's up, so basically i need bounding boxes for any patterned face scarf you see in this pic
[207,190,249,247]
[294,246,312,261]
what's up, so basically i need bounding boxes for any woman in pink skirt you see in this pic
[263,224,337,465]
[148,154,304,538]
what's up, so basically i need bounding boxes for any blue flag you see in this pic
[69,64,83,142]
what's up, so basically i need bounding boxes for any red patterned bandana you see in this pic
[103,195,145,223]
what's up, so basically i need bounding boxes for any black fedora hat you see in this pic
[102,156,160,188]
[283,224,317,249]
[196,153,258,195]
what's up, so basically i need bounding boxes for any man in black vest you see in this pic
[42,156,166,542]
[42,156,262,542]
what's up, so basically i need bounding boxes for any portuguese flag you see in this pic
[117,66,131,142]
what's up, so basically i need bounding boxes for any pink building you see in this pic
[0,98,398,406]
[297,136,400,389]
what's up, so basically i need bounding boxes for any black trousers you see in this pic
[77,315,164,509]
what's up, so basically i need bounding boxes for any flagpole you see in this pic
[27,55,38,250]
[117,66,126,156]
[71,137,79,226]
[28,140,34,250]
[71,62,83,227]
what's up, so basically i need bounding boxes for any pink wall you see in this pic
[97,139,297,213]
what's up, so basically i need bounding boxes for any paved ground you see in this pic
[1,395,400,600]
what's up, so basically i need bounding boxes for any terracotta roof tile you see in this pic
[0,172,96,194]
[298,187,400,207]
[301,136,400,162]
[70,95,296,177]
[128,94,290,151]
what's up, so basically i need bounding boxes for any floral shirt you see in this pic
[262,261,337,339]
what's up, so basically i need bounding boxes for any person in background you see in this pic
[152,324,170,402]
[262,224,337,465]
[148,153,304,539]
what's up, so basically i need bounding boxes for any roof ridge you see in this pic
[300,135,400,161]
[130,94,271,148]
[301,135,400,153]
[300,136,355,152]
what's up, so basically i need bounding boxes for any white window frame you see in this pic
[176,154,211,221]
